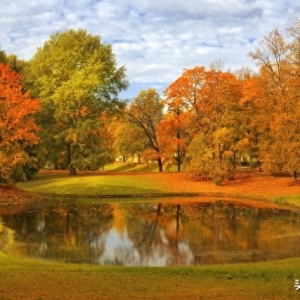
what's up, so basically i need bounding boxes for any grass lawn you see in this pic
[0,251,299,300]
[16,170,168,195]
[16,167,300,206]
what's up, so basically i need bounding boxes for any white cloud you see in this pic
[0,0,299,99]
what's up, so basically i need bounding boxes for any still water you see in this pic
[1,199,300,266]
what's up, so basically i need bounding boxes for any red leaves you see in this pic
[0,63,40,182]
[0,63,40,148]
[0,184,42,207]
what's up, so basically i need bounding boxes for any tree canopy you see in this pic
[25,29,128,174]
[249,22,300,179]
[126,89,164,171]
[2,20,300,184]
[0,63,40,183]
[164,66,242,183]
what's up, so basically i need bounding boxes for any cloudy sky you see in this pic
[0,0,299,99]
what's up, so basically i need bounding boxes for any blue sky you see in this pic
[0,0,299,100]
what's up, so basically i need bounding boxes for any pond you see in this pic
[1,199,300,266]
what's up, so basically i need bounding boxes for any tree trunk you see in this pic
[176,205,180,234]
[177,132,181,172]
[66,143,72,165]
[156,203,162,216]
[157,157,163,172]
[69,164,77,175]
[66,143,77,175]
[293,170,297,180]
[177,149,181,172]
[177,160,181,172]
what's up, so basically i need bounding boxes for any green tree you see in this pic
[112,118,148,163]
[25,29,128,174]
[126,89,164,171]
[0,50,27,74]
[0,50,7,64]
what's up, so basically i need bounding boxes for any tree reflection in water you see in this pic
[1,200,300,266]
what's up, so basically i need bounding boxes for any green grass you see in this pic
[274,195,300,207]
[0,251,299,300]
[16,171,168,195]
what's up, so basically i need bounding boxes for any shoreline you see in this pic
[1,189,298,213]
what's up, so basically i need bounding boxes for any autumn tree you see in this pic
[249,26,300,179]
[0,63,40,183]
[0,50,6,63]
[112,118,148,163]
[126,89,164,171]
[24,29,128,174]
[0,50,27,75]
[0,51,41,179]
[164,66,242,183]
[164,78,194,172]
[234,68,262,169]
[157,110,192,172]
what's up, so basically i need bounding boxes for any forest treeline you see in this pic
[1,19,300,185]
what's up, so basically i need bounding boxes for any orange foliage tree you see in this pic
[235,68,262,169]
[0,63,40,183]
[157,110,192,172]
[249,25,300,178]
[164,66,242,183]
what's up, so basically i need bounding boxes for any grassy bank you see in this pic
[0,251,299,300]
[16,170,167,195]
[15,168,300,207]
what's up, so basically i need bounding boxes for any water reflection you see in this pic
[1,200,300,266]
